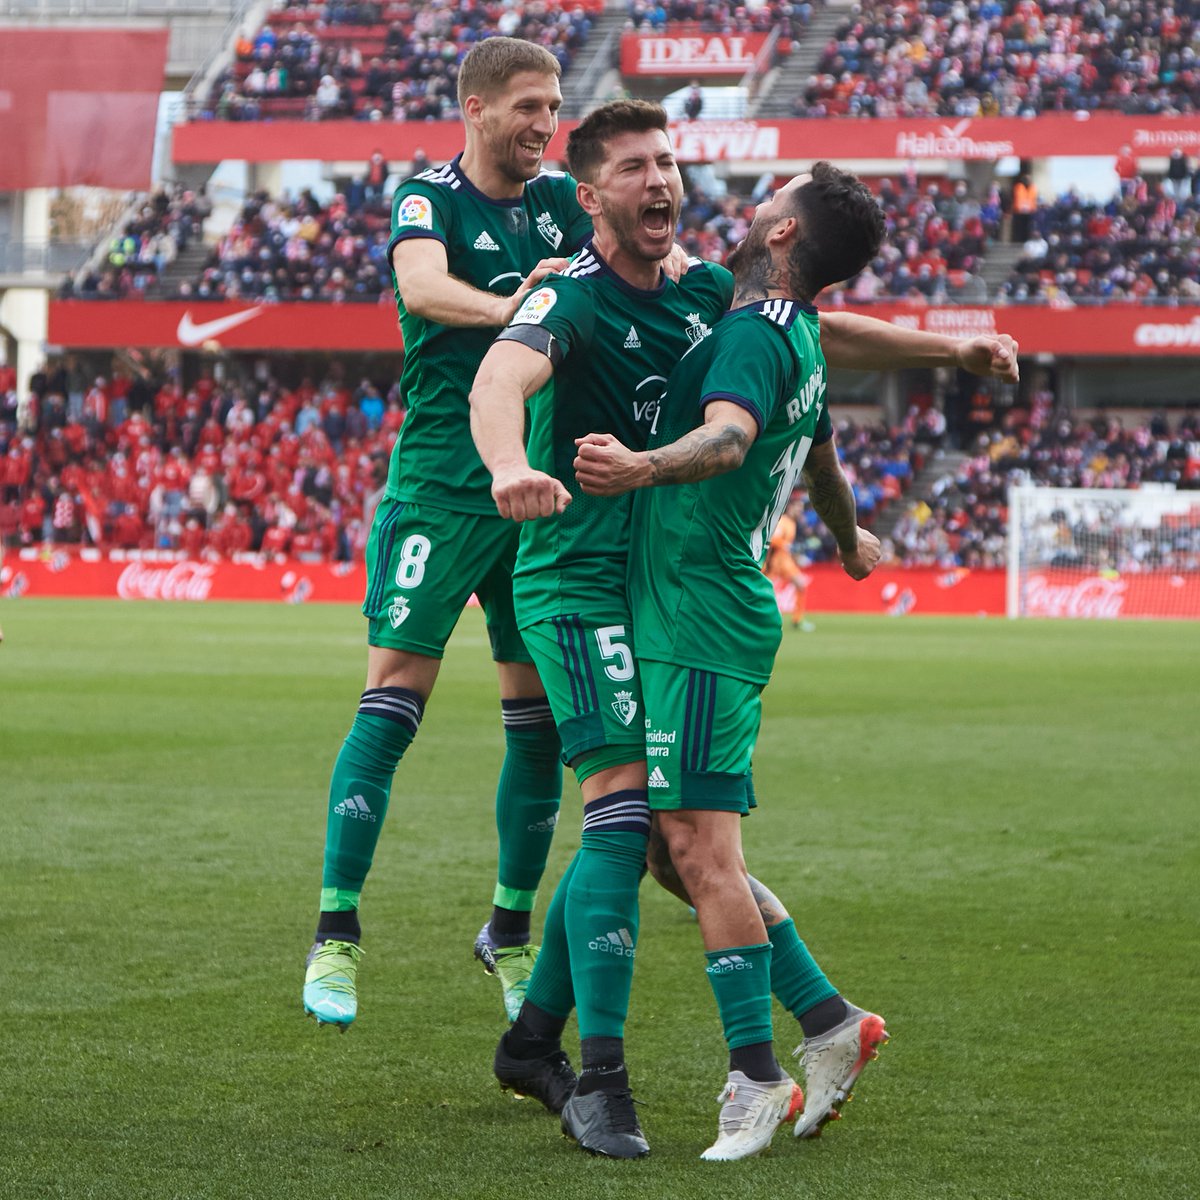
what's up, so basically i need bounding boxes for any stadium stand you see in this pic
[793,0,1200,118]
[197,0,599,121]
[997,188,1200,304]
[6,350,1196,569]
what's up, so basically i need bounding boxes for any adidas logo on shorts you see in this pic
[648,766,669,788]
[473,230,500,251]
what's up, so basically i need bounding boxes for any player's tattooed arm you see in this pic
[574,399,759,495]
[645,419,752,485]
[802,435,882,580]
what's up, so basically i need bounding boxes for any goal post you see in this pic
[1007,485,1200,619]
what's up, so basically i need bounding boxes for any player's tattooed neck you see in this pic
[733,249,789,305]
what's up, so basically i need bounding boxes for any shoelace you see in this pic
[598,1088,642,1134]
[310,943,362,996]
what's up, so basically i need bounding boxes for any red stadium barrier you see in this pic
[172,113,1200,166]
[7,556,1193,617]
[47,298,1200,357]
[2,552,1003,614]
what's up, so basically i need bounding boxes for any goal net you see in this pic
[1007,486,1200,619]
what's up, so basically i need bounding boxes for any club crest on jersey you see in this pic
[684,312,712,346]
[536,211,564,249]
[611,690,638,727]
[512,287,557,325]
[388,596,411,628]
[396,195,433,230]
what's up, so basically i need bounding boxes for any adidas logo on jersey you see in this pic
[588,928,636,957]
[335,794,376,822]
[623,325,642,349]
[473,230,500,251]
[648,766,669,788]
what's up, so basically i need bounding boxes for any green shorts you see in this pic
[639,659,762,813]
[520,612,646,779]
[362,498,529,662]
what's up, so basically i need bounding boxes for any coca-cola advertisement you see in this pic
[1,552,366,604]
[1021,570,1200,619]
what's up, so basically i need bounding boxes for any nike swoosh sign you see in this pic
[176,308,264,347]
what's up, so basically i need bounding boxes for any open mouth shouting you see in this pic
[641,199,675,241]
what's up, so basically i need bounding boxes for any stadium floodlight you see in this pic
[1007,485,1200,619]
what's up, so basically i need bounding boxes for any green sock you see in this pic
[767,918,838,1018]
[705,942,774,1050]
[320,689,421,909]
[524,852,578,1019]
[493,702,563,913]
[566,822,648,1041]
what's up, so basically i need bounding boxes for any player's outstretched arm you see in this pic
[393,239,568,328]
[819,311,1019,382]
[470,341,568,522]
[800,435,881,580]
[574,401,758,496]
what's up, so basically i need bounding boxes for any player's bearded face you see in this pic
[595,130,683,263]
[480,72,562,185]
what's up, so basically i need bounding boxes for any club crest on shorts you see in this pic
[536,210,563,249]
[611,690,638,726]
[388,596,411,628]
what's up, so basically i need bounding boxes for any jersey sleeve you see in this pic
[697,314,794,434]
[494,275,594,367]
[814,396,834,444]
[387,179,453,257]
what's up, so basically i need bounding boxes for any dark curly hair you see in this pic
[786,162,887,299]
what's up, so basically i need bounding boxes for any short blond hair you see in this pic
[457,37,561,108]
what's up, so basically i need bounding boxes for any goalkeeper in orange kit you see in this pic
[765,510,815,632]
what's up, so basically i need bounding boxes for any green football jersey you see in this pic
[494,243,733,626]
[385,155,591,514]
[629,299,834,685]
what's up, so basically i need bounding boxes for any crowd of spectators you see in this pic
[999,184,1200,304]
[201,0,594,122]
[624,0,809,33]
[680,173,999,301]
[190,187,395,303]
[795,0,1200,119]
[880,402,1200,568]
[0,363,402,562]
[66,187,212,303]
[4,357,1197,570]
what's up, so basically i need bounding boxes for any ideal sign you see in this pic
[620,33,768,76]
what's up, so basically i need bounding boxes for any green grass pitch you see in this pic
[1,599,1197,1199]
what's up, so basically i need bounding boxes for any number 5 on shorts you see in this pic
[596,625,634,681]
[394,534,431,589]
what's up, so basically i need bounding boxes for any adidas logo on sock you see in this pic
[587,928,636,957]
[623,325,641,349]
[706,954,751,975]
[334,794,377,822]
[527,814,559,833]
[474,230,500,251]
[648,766,669,788]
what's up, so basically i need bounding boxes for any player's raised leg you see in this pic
[304,642,437,1027]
